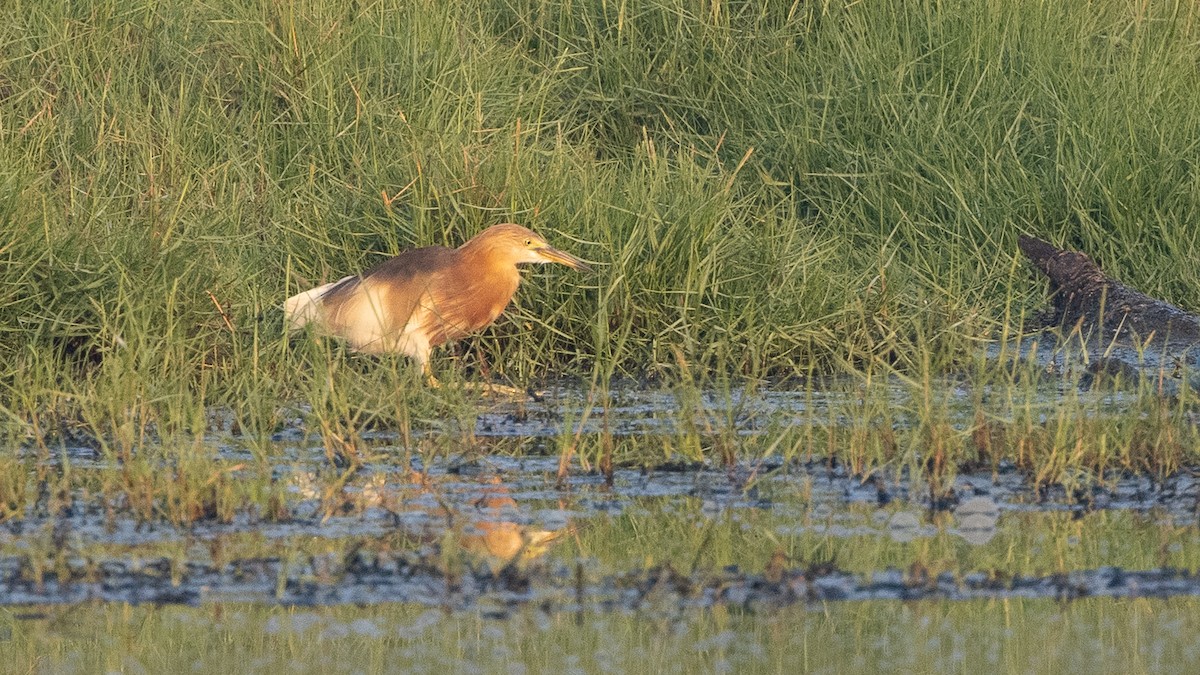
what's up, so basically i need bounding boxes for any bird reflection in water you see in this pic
[288,470,567,571]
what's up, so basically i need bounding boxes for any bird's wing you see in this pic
[358,245,460,285]
[284,276,354,330]
[319,246,460,350]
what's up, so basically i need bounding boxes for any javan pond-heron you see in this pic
[284,223,590,387]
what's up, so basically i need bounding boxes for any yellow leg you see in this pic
[422,361,440,388]
[423,360,534,398]
[474,382,530,397]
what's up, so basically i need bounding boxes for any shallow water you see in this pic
[7,375,1200,670]
[4,448,1200,608]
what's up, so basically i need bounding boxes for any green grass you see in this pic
[4,0,1200,501]
[4,597,1200,674]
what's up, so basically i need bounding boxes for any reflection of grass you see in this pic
[565,499,1200,579]
[4,597,1200,673]
[4,0,1200,522]
[4,482,1198,600]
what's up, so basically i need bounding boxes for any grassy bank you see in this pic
[3,0,1200,484]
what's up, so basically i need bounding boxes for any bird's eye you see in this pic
[524,239,532,246]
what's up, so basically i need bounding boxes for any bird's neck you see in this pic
[448,246,521,331]
[458,245,522,294]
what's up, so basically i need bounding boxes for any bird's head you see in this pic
[469,223,591,271]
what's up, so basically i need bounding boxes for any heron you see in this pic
[284,223,590,388]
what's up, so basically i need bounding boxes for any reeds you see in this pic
[3,0,1200,516]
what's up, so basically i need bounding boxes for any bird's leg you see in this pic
[422,361,441,388]
[469,377,546,400]
[475,382,532,398]
[419,351,532,398]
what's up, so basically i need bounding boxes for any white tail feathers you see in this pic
[283,276,352,330]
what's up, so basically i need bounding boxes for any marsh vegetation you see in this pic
[3,0,1200,664]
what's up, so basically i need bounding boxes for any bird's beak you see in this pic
[536,245,592,272]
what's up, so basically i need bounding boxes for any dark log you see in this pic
[1018,235,1200,344]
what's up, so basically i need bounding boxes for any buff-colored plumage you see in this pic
[284,224,589,384]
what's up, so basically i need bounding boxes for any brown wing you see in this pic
[360,245,460,283]
[318,246,463,352]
